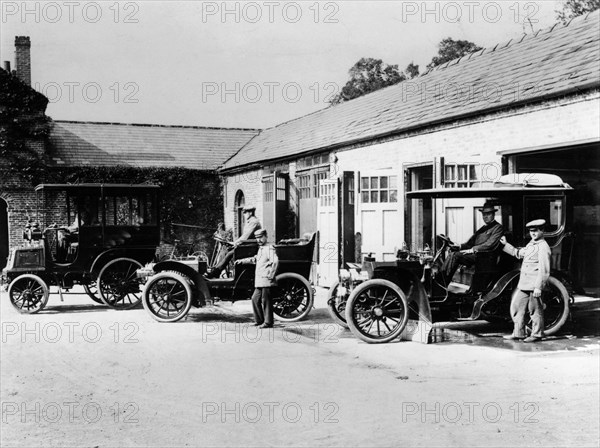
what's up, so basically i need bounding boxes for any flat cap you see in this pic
[254,228,267,237]
[526,219,546,229]
[242,205,256,212]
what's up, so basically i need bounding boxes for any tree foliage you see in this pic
[328,58,406,105]
[426,38,483,71]
[404,62,420,79]
[0,69,51,178]
[556,0,600,23]
[329,37,481,104]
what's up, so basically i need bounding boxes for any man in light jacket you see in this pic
[501,219,551,343]
[237,228,279,328]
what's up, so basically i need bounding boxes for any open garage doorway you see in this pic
[511,142,600,289]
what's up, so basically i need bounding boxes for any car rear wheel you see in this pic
[533,276,570,336]
[327,281,349,328]
[98,258,143,310]
[345,279,409,343]
[8,274,49,314]
[272,273,313,322]
[142,271,193,322]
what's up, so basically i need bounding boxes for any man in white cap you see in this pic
[207,205,261,278]
[500,219,551,343]
[237,228,279,328]
[440,201,504,284]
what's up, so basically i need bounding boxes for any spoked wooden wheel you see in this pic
[84,281,103,304]
[98,258,143,310]
[327,281,349,328]
[272,273,314,322]
[142,271,193,323]
[530,276,570,336]
[8,274,49,314]
[345,279,409,343]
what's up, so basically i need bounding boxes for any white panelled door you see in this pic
[317,179,338,287]
[439,199,504,245]
[357,170,401,261]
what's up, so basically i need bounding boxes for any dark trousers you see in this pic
[251,287,273,326]
[442,251,476,282]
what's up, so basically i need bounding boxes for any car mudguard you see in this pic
[470,270,520,320]
[89,248,154,275]
[152,260,210,307]
[373,266,433,324]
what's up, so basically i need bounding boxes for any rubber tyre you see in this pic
[142,271,193,323]
[327,281,349,328]
[534,276,570,336]
[98,258,143,310]
[272,273,314,322]
[345,279,409,344]
[8,274,49,314]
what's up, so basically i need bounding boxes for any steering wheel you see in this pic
[434,234,456,265]
[437,234,454,246]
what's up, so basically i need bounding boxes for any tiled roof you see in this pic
[48,121,260,170]
[221,10,600,171]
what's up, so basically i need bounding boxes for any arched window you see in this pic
[234,190,245,238]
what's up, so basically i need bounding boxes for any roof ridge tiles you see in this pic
[53,119,260,132]
[221,10,599,171]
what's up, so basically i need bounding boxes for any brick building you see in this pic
[219,11,600,287]
[0,37,259,270]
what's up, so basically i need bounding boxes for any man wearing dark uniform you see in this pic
[501,219,551,343]
[440,202,504,284]
[206,206,261,278]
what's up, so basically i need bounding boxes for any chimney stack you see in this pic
[3,61,11,72]
[15,36,31,86]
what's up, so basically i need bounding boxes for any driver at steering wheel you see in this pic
[206,206,262,278]
[439,202,504,285]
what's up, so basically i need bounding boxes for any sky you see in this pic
[1,1,565,129]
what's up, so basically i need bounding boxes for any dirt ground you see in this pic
[1,287,599,447]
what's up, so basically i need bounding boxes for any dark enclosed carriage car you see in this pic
[2,183,160,312]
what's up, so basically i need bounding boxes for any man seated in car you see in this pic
[439,202,504,285]
[206,206,262,278]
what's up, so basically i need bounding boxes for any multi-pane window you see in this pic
[445,163,479,188]
[298,174,311,199]
[347,176,355,205]
[360,176,398,203]
[319,182,336,207]
[297,167,329,199]
[313,170,328,197]
[297,153,329,169]
[263,178,273,202]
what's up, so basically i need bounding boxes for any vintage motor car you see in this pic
[137,232,317,323]
[2,183,161,312]
[330,173,576,343]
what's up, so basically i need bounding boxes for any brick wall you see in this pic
[223,168,263,235]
